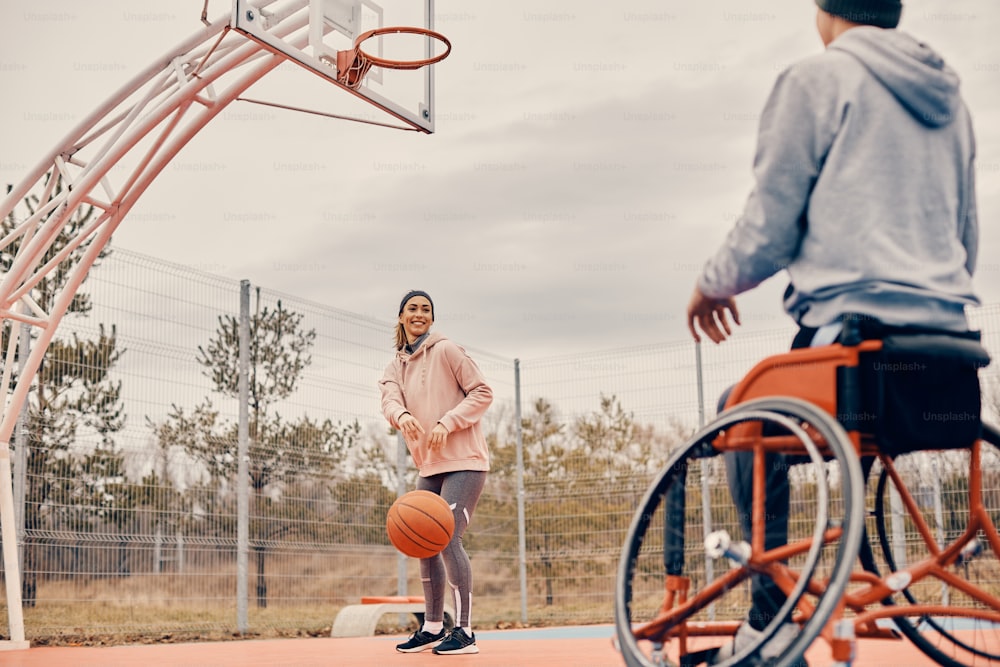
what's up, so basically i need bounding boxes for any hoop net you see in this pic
[335,26,451,91]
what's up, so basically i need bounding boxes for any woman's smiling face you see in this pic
[399,295,433,342]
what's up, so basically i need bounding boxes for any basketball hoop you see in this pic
[336,26,451,90]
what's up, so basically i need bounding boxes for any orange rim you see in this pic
[353,26,451,70]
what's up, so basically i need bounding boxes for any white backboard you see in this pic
[232,0,441,132]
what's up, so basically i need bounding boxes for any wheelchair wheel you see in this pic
[870,423,1000,667]
[615,397,865,667]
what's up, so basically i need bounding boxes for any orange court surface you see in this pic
[0,625,951,666]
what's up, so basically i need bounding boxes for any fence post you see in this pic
[177,527,185,573]
[930,451,947,604]
[13,322,30,575]
[236,279,250,633]
[397,431,408,618]
[695,342,716,619]
[396,431,409,596]
[154,523,162,575]
[889,482,907,570]
[514,359,528,623]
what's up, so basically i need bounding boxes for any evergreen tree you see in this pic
[1,180,125,604]
[158,293,362,607]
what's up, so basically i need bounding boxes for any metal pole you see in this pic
[695,342,716,619]
[154,523,162,575]
[890,482,907,571]
[695,341,706,429]
[930,452,947,604]
[397,432,407,599]
[514,359,528,622]
[396,432,409,626]
[0,456,25,646]
[236,279,250,634]
[177,527,185,573]
[0,317,28,646]
[14,322,30,577]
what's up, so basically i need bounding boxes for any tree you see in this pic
[178,293,361,607]
[2,180,125,605]
[520,394,681,607]
[521,397,568,479]
[197,296,313,406]
[519,397,568,606]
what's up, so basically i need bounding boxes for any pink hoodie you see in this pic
[379,331,493,476]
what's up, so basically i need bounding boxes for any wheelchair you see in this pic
[615,319,998,667]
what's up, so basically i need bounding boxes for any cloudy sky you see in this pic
[2,0,998,361]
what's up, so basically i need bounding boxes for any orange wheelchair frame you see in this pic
[614,335,1000,667]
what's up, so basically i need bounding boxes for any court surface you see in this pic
[0,624,948,666]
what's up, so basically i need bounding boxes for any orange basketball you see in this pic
[386,490,455,559]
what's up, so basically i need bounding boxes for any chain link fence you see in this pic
[2,247,999,641]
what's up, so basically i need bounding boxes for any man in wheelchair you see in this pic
[683,0,983,662]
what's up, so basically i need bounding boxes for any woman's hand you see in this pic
[427,423,449,451]
[398,412,425,444]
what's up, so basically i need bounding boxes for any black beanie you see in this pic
[815,0,902,29]
[398,290,435,320]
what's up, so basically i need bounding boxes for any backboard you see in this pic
[232,0,441,132]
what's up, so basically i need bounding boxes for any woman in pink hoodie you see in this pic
[379,290,493,656]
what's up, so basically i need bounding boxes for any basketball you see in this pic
[386,490,455,559]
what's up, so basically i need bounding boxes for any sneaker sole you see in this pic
[396,642,440,653]
[396,642,442,654]
[433,645,479,655]
[396,640,444,653]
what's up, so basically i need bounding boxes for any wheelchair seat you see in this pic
[723,324,991,457]
[858,332,990,455]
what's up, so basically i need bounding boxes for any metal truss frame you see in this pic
[0,1,316,648]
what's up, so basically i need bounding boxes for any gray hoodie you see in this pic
[698,27,979,331]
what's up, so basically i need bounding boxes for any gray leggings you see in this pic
[416,470,487,628]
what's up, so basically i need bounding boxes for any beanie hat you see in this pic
[815,0,902,29]
[398,290,435,320]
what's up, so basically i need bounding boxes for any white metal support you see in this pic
[0,1,329,649]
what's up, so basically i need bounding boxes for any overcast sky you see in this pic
[2,0,998,361]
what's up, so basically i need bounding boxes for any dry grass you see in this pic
[0,552,612,646]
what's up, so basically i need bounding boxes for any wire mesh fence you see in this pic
[2,246,1000,642]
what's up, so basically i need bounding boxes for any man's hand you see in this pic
[687,285,741,344]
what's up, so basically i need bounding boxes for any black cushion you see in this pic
[856,333,990,456]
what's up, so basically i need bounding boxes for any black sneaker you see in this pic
[395,627,446,653]
[432,627,479,655]
[711,622,806,665]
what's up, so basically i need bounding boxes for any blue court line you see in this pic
[376,617,993,643]
[476,625,615,641]
[373,624,616,643]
